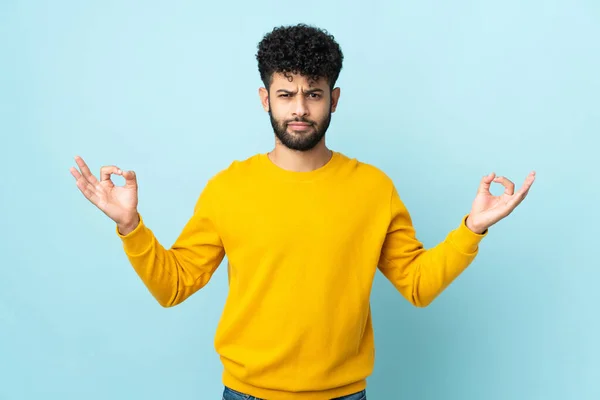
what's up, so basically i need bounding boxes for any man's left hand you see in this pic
[466,171,536,234]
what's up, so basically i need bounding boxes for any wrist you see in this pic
[117,213,140,236]
[465,215,486,234]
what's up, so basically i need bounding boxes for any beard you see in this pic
[269,106,332,152]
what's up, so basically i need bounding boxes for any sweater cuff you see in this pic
[116,214,154,256]
[449,215,487,254]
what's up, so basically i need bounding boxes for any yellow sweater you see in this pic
[117,151,486,399]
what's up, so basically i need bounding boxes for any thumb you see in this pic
[122,170,137,188]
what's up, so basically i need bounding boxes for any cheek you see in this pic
[270,109,287,123]
[310,105,329,122]
[269,107,289,127]
[273,102,297,119]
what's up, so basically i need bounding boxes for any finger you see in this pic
[100,165,122,182]
[506,191,527,210]
[122,170,138,188]
[523,170,536,189]
[76,179,100,204]
[493,176,515,195]
[74,156,99,185]
[70,166,82,180]
[514,171,536,197]
[71,167,100,204]
[477,172,496,194]
[506,171,536,209]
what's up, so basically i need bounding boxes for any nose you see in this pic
[292,96,308,118]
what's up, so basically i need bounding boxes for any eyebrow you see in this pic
[276,88,325,94]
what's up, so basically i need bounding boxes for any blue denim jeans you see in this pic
[222,386,367,400]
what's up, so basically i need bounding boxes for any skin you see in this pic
[466,171,536,234]
[70,72,535,236]
[258,72,340,173]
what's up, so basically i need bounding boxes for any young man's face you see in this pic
[259,72,340,151]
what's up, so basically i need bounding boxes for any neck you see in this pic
[268,141,332,172]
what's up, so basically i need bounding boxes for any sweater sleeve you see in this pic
[116,179,225,307]
[377,184,486,307]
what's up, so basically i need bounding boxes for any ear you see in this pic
[330,87,341,113]
[258,87,270,112]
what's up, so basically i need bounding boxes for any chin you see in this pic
[288,130,311,136]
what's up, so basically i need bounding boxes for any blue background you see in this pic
[1,0,598,399]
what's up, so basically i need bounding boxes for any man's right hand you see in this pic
[70,155,140,235]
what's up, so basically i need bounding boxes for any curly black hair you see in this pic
[256,24,344,90]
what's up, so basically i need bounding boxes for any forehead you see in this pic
[269,72,329,90]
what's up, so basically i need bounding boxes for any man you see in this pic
[70,24,535,400]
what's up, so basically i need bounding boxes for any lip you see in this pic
[288,123,312,127]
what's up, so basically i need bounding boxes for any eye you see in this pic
[308,93,322,99]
